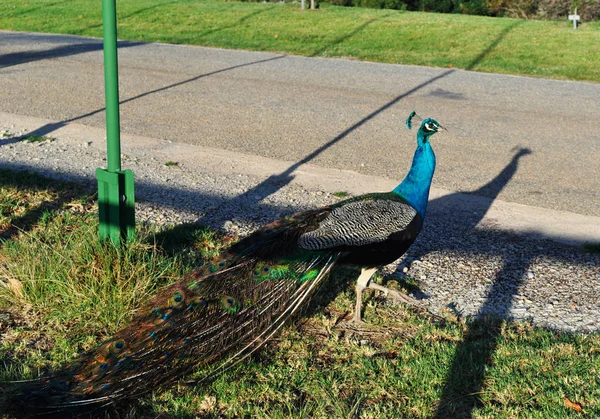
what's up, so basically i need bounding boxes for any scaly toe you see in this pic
[367,283,416,304]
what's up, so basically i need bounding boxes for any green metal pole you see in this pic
[102,0,121,172]
[97,0,135,244]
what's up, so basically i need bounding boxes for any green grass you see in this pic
[18,135,55,143]
[164,161,179,167]
[1,170,599,417]
[2,0,600,82]
[0,169,89,239]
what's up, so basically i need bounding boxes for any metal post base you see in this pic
[96,168,135,244]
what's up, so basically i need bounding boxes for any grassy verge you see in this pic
[2,0,600,82]
[1,169,599,417]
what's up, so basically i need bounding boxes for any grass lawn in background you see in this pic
[1,0,600,83]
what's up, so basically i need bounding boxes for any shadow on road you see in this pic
[0,38,144,70]
[0,54,286,147]
[192,69,455,226]
[1,60,455,224]
[0,17,596,418]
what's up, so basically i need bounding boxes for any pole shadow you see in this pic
[0,54,286,147]
[0,67,456,244]
[2,142,598,419]
[70,0,181,35]
[0,168,94,245]
[0,14,590,418]
[391,147,541,418]
[3,0,70,18]
[310,14,391,57]
[0,38,144,70]
[195,6,276,39]
[466,20,524,71]
[193,69,455,227]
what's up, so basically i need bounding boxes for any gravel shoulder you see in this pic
[2,31,600,217]
[1,112,599,333]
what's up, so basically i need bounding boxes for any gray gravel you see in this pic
[0,125,598,333]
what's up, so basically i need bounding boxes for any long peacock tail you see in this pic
[4,111,443,416]
[5,243,338,416]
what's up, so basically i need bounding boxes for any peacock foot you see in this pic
[350,313,367,326]
[367,282,416,304]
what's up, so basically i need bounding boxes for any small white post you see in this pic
[568,9,580,30]
[301,0,305,9]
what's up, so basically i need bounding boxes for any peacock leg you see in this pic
[367,282,416,304]
[352,267,378,324]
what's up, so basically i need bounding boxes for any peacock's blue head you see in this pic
[405,111,445,144]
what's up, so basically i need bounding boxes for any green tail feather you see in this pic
[7,251,338,414]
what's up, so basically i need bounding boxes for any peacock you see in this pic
[3,112,443,416]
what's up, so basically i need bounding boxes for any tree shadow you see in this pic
[67,2,274,40]
[0,15,590,418]
[0,2,271,71]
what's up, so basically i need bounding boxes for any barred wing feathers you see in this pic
[298,198,418,250]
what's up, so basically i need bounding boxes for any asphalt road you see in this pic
[1,31,599,216]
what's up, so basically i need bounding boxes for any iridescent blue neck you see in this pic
[393,139,436,218]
